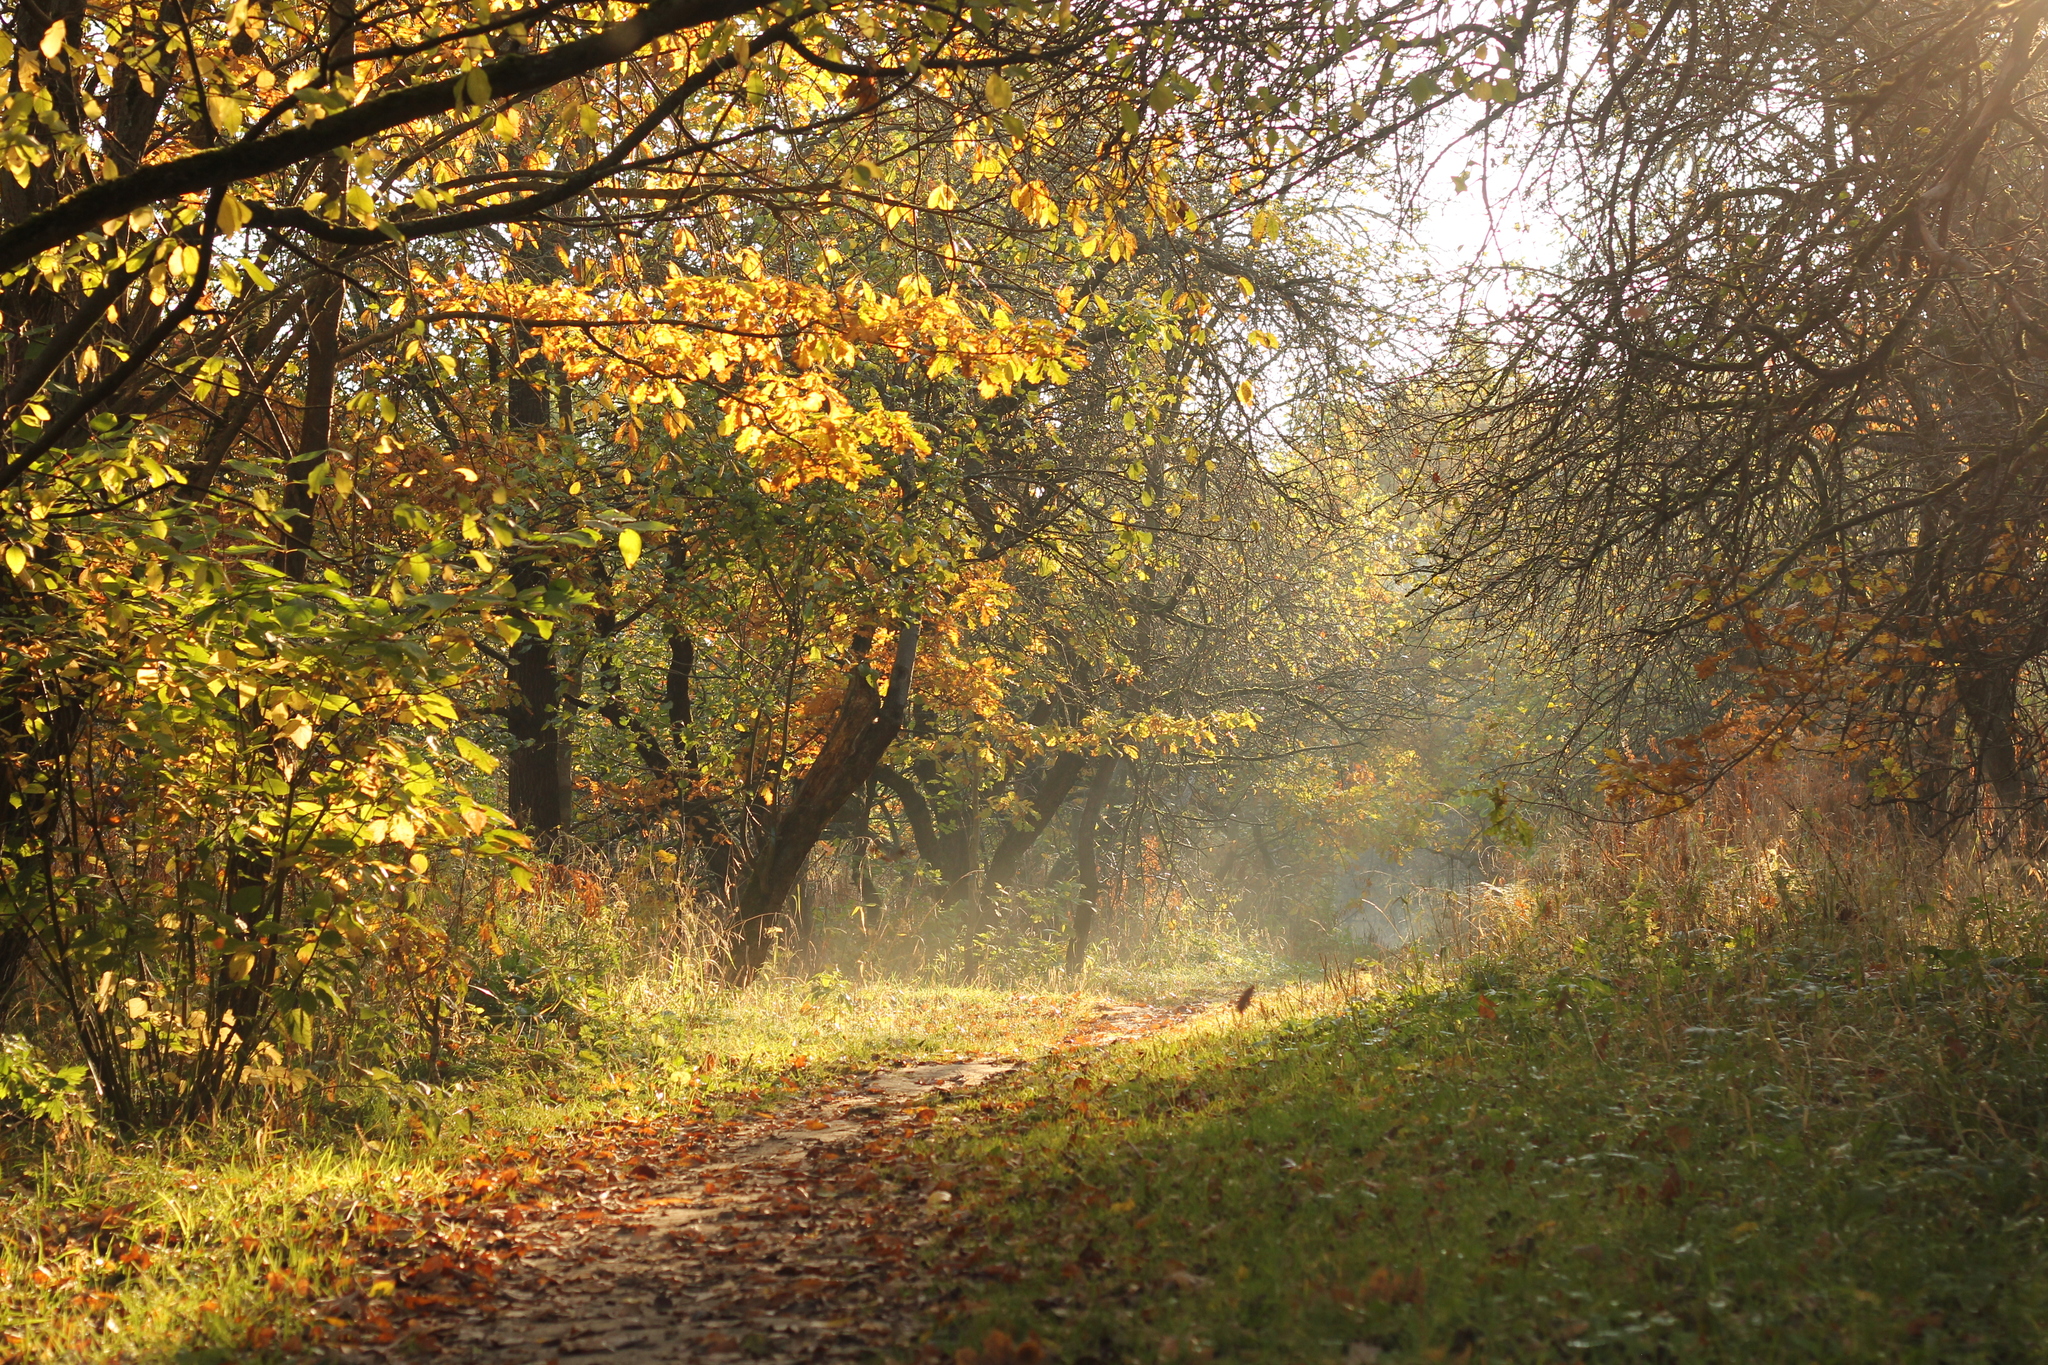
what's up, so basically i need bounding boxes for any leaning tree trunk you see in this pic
[725,623,919,982]
[986,749,1089,888]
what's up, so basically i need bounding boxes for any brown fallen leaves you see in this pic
[304,1061,1019,1364]
[292,999,1218,1363]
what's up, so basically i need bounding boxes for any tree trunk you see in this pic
[850,785,883,929]
[1904,685,1963,841]
[726,623,918,982]
[505,561,570,844]
[916,755,979,905]
[986,749,1089,888]
[503,321,572,847]
[873,761,980,905]
[1065,756,1118,976]
[1958,666,2029,840]
[278,166,344,581]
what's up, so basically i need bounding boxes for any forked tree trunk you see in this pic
[726,624,919,982]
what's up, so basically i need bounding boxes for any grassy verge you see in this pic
[923,834,2048,1361]
[0,978,1111,1364]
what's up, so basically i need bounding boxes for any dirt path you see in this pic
[315,996,1216,1363]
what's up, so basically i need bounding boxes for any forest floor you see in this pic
[0,980,1233,1365]
[13,919,2048,1365]
[305,996,1216,1365]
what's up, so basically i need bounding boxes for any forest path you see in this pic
[315,995,1218,1364]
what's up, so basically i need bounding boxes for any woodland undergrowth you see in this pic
[923,768,2048,1364]
[0,847,1270,1364]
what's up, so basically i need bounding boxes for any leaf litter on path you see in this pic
[309,995,1224,1364]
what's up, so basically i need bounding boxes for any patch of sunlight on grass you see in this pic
[0,976,1114,1364]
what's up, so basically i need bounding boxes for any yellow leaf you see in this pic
[455,735,499,775]
[1235,379,1255,405]
[1010,180,1058,228]
[283,717,314,749]
[217,191,253,233]
[40,19,66,59]
[985,71,1013,109]
[618,526,642,568]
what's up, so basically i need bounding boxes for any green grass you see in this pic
[0,978,1112,1364]
[924,936,2048,1362]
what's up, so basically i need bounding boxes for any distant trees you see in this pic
[1415,0,2048,839]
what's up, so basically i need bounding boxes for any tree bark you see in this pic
[1958,666,2029,839]
[985,749,1089,888]
[503,320,571,845]
[279,245,343,581]
[873,764,943,872]
[1066,756,1118,976]
[726,623,918,982]
[278,3,353,580]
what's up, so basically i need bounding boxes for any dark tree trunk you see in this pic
[874,763,945,874]
[503,320,572,846]
[1903,685,1963,841]
[914,754,978,905]
[1066,756,1118,976]
[1958,666,2029,838]
[850,785,883,928]
[505,561,570,844]
[986,749,1089,888]
[278,160,345,582]
[662,567,749,901]
[726,624,918,982]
